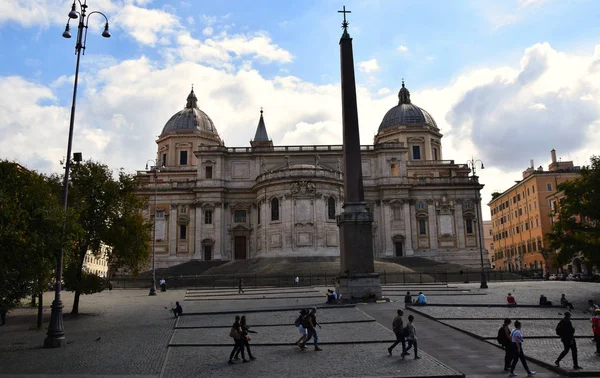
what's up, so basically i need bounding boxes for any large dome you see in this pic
[160,89,219,136]
[378,82,438,132]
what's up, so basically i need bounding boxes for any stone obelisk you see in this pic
[336,6,382,300]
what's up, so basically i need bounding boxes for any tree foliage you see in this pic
[63,161,151,314]
[0,161,64,310]
[547,156,600,268]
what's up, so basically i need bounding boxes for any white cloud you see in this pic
[202,27,213,36]
[114,4,181,46]
[426,56,435,62]
[3,42,600,222]
[358,59,380,73]
[397,45,409,53]
[519,0,546,7]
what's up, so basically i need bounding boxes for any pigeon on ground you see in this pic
[95,337,101,341]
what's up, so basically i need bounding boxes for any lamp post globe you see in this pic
[44,0,111,349]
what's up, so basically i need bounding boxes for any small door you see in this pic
[203,245,212,261]
[395,242,403,257]
[234,236,247,260]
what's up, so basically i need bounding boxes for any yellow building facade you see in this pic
[488,150,580,272]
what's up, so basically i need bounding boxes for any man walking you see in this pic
[388,309,407,357]
[402,315,420,359]
[497,318,512,371]
[295,276,299,286]
[238,278,244,294]
[300,307,322,351]
[555,312,582,369]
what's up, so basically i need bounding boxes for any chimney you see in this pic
[530,159,534,168]
[551,149,557,164]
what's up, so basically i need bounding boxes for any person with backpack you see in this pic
[388,309,408,357]
[402,315,420,359]
[300,307,322,351]
[497,318,512,371]
[554,312,581,369]
[508,320,535,377]
[228,315,248,364]
[295,309,308,346]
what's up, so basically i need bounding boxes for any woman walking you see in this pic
[295,309,308,346]
[509,320,536,377]
[228,315,248,364]
[234,315,257,360]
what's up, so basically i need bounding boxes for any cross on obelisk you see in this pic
[336,6,382,301]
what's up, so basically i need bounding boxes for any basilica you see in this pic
[139,82,486,269]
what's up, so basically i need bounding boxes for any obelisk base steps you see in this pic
[336,273,382,301]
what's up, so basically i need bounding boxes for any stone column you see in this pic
[428,203,438,250]
[215,203,223,260]
[194,205,202,259]
[403,202,414,255]
[188,205,196,257]
[169,204,177,255]
[455,203,466,249]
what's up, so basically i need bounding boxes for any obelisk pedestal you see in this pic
[335,7,381,301]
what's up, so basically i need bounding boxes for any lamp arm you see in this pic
[82,11,110,54]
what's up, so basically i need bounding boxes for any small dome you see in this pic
[161,89,219,136]
[378,81,438,132]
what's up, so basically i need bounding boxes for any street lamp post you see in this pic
[467,157,488,289]
[145,160,159,296]
[45,0,111,348]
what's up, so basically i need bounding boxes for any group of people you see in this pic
[404,291,427,305]
[326,289,339,304]
[294,307,322,351]
[228,315,257,364]
[496,307,600,376]
[387,309,420,359]
[537,293,574,310]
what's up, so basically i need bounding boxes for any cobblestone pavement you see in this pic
[410,306,590,319]
[176,307,373,327]
[162,345,462,378]
[183,297,324,310]
[0,289,186,377]
[171,321,394,345]
[515,338,600,373]
[441,319,595,338]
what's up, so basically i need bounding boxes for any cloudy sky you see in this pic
[1,0,600,220]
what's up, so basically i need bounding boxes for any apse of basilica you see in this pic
[139,81,487,269]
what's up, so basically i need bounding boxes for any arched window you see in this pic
[271,198,279,221]
[327,197,336,220]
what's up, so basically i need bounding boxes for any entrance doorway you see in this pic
[395,242,403,257]
[234,236,247,260]
[203,245,212,261]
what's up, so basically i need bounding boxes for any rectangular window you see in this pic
[180,151,188,165]
[393,207,402,220]
[204,210,212,224]
[179,224,187,240]
[532,185,535,193]
[433,147,438,160]
[527,188,530,196]
[546,182,553,191]
[161,153,167,167]
[534,199,537,209]
[528,204,532,211]
[525,222,529,230]
[156,210,165,219]
[518,208,522,216]
[535,218,539,227]
[390,163,399,177]
[412,146,421,160]
[205,166,213,179]
[257,205,261,225]
[234,210,247,223]
[465,219,474,234]
[418,219,427,235]
[517,194,521,201]
[515,226,519,234]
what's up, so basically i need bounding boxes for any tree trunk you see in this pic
[71,248,87,315]
[37,293,43,330]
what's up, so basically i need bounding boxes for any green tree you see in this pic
[0,161,64,326]
[547,156,600,268]
[63,161,151,314]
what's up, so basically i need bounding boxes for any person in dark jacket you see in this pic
[234,315,257,360]
[555,312,581,369]
[228,315,247,364]
[500,318,512,372]
[387,309,408,357]
[404,291,412,304]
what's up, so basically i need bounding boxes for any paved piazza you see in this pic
[0,280,598,377]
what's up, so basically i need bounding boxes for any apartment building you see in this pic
[488,150,580,272]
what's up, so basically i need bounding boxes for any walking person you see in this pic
[295,309,308,346]
[228,315,248,364]
[496,318,512,371]
[509,320,536,377]
[554,312,582,369]
[300,307,322,351]
[388,309,407,357]
[592,308,600,355]
[234,315,257,361]
[295,276,299,286]
[159,278,166,292]
[402,315,420,359]
[238,278,244,294]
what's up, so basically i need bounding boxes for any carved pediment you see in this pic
[290,181,316,195]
